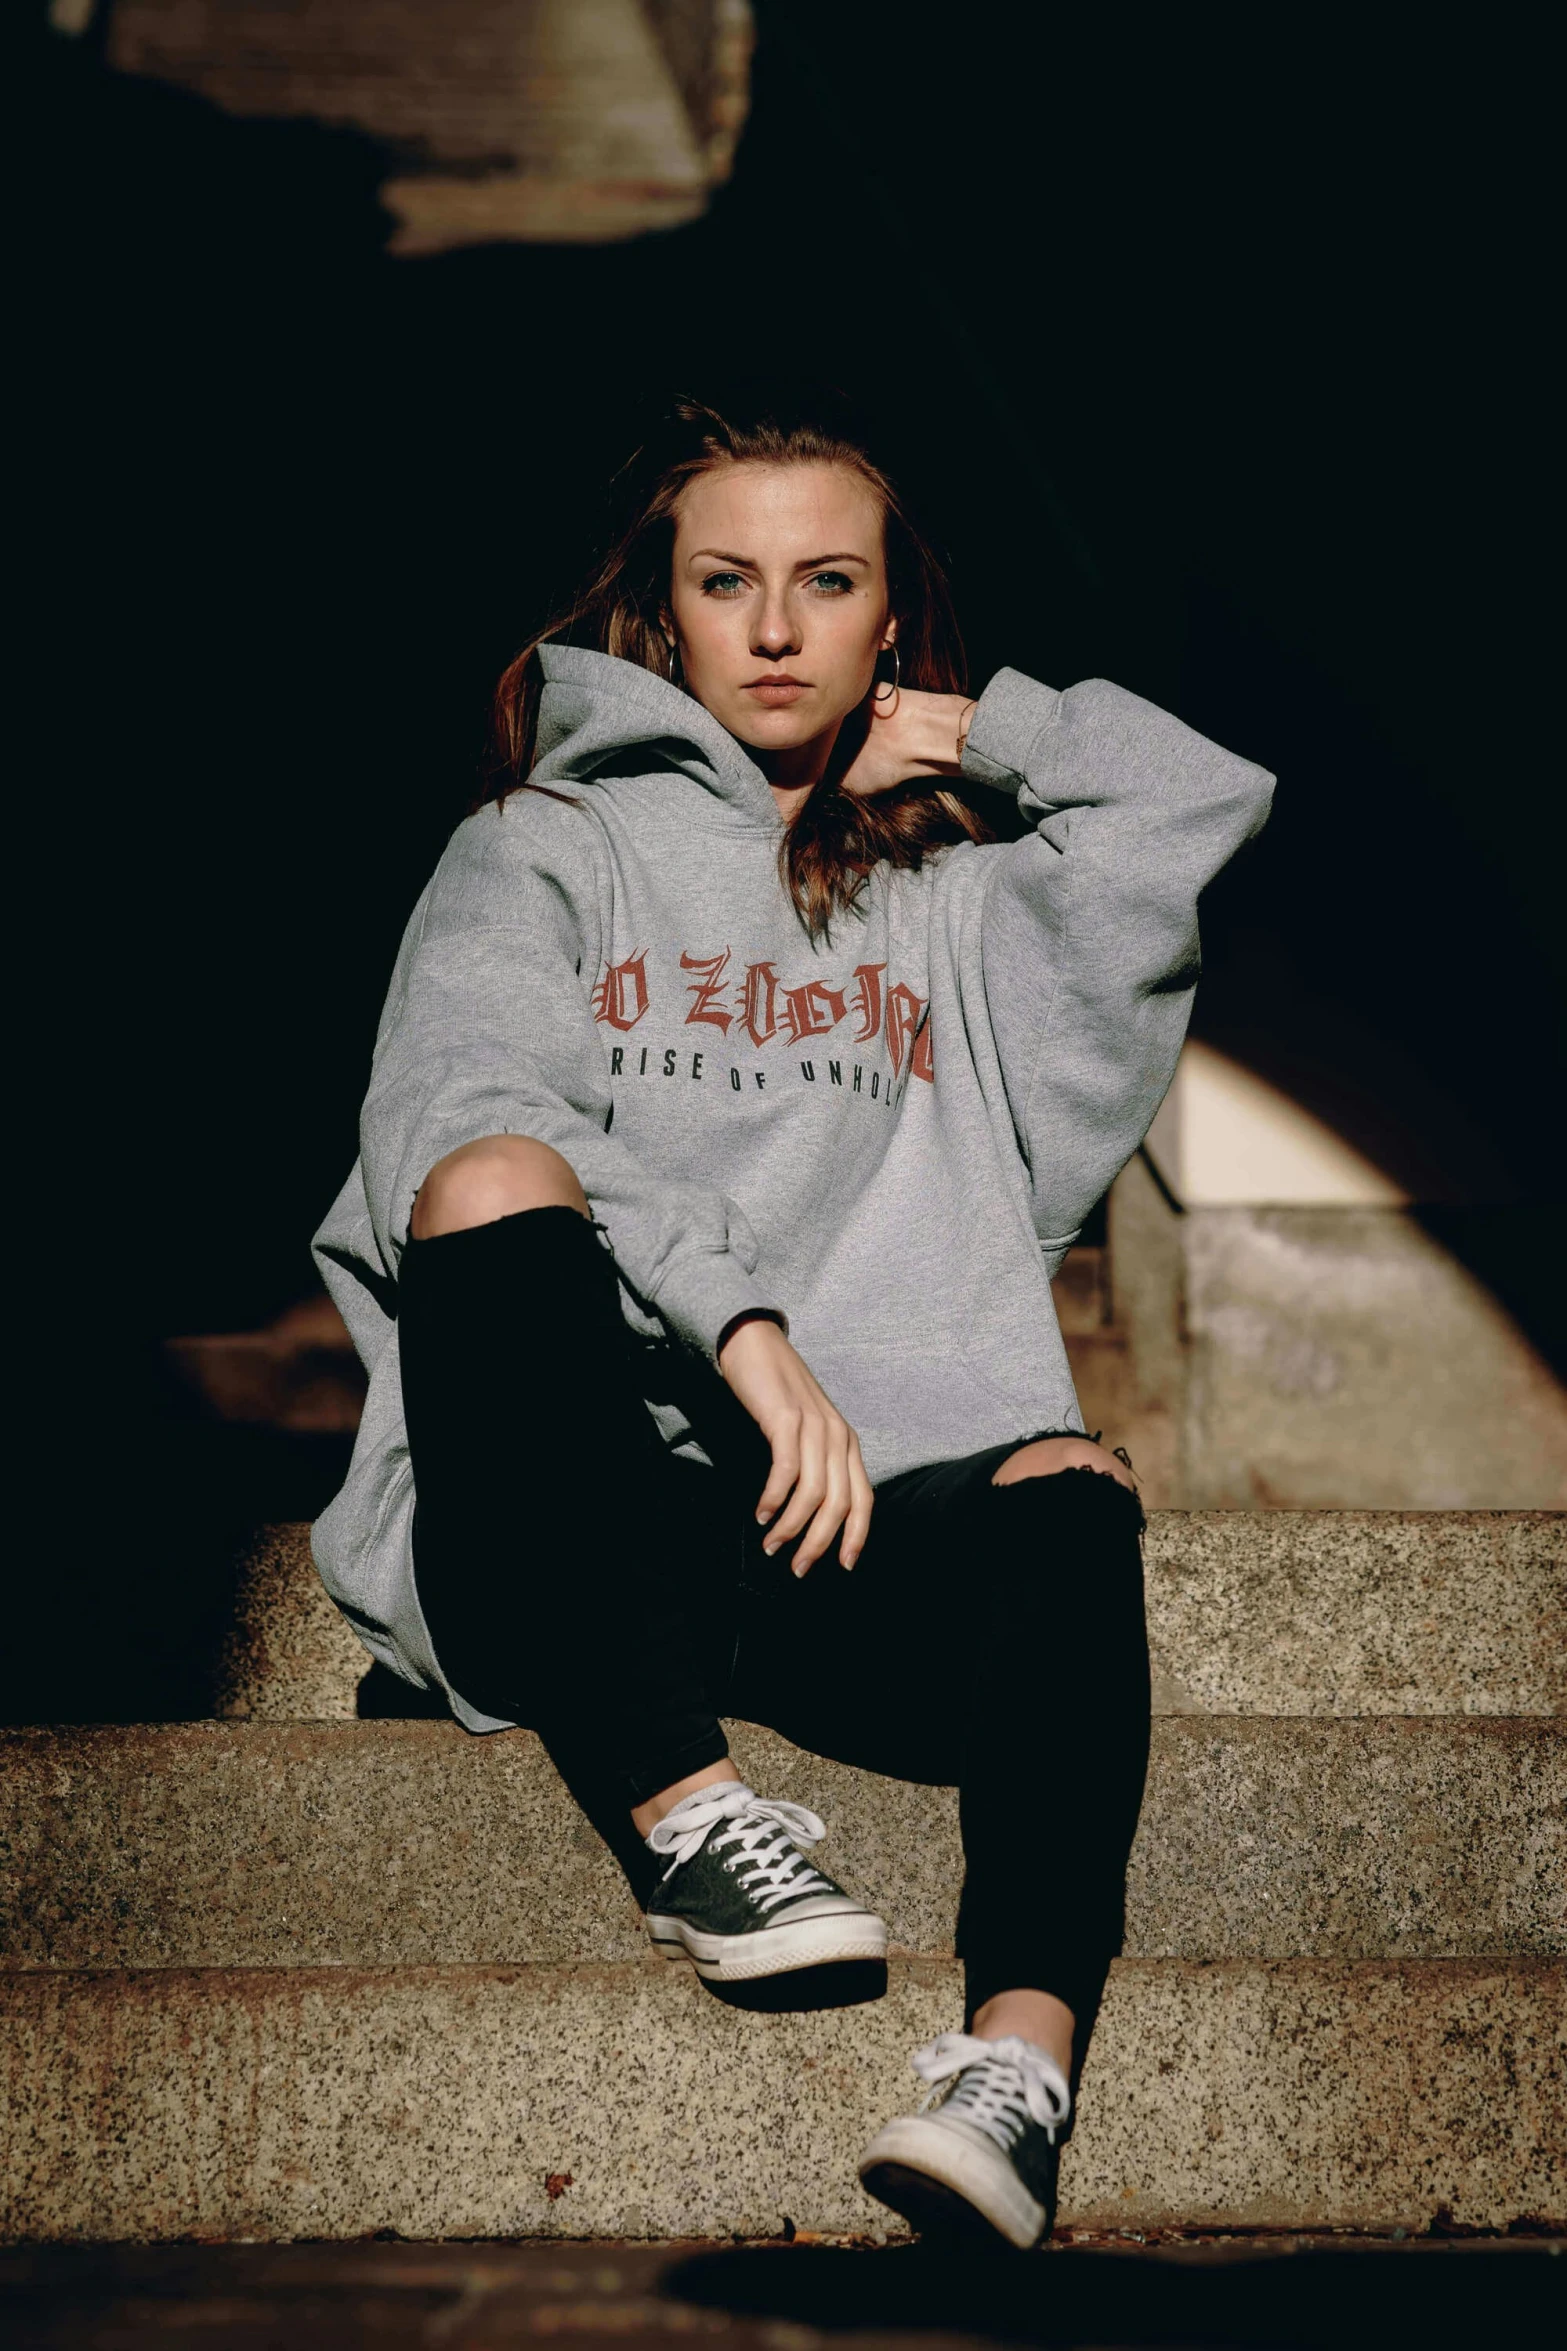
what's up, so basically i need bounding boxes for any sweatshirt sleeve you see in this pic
[960,668,1274,1261]
[358,796,784,1361]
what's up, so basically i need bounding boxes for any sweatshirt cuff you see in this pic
[960,666,1062,793]
[648,1246,790,1365]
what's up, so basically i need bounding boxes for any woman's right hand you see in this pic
[716,1314,873,1573]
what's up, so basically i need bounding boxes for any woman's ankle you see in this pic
[970,1988,1075,2078]
[630,1759,744,1840]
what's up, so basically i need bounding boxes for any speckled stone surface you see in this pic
[4,1718,1561,1969]
[213,1526,367,1722]
[1143,1512,1565,1716]
[213,1515,1565,1724]
[1126,1717,1566,1960]
[1,1959,1560,2240]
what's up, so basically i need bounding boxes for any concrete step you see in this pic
[3,1957,1560,2240]
[6,1510,1559,2245]
[214,1514,1567,1723]
[4,1718,1562,1970]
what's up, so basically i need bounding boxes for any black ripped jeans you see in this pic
[399,1205,1151,2032]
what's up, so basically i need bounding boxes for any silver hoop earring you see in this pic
[873,644,900,703]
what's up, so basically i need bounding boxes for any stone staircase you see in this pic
[2,1514,1562,2241]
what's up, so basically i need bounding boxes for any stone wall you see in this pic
[107,0,754,250]
[1065,1154,1567,1509]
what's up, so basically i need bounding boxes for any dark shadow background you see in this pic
[658,2236,1566,2347]
[2,2234,1563,2349]
[17,4,1560,1715]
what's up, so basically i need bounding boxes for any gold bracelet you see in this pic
[956,699,978,761]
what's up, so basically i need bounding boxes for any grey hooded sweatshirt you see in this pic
[312,647,1273,1726]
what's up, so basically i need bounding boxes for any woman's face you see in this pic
[667,461,894,758]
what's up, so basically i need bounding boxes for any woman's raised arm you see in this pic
[961,669,1274,1262]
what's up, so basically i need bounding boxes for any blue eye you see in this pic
[809,571,854,595]
[701,571,746,597]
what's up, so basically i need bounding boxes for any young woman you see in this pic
[312,391,1273,2249]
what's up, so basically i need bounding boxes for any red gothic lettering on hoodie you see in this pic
[780,979,848,1045]
[738,959,780,1048]
[599,943,936,1077]
[885,981,926,1076]
[591,950,650,1031]
[849,962,885,1042]
[679,947,734,1034]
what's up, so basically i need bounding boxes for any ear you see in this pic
[882,615,899,648]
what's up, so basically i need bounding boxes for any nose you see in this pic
[751,588,801,661]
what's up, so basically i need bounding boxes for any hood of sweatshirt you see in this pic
[533,644,787,835]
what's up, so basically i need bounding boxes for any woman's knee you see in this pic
[410,1135,588,1239]
[983,1441,1148,1614]
[992,1435,1138,1495]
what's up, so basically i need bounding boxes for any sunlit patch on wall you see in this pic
[1146,1040,1410,1208]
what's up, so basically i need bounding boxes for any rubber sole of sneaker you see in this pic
[858,2116,1049,2251]
[646,1909,888,1982]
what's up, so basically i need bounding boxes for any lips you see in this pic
[744,677,810,704]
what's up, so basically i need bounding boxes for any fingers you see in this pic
[790,1433,852,1578]
[762,1412,828,1559]
[840,1433,874,1569]
[754,1410,802,1526]
[727,1322,871,1576]
[760,1412,874,1577]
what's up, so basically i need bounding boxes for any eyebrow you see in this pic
[686,548,872,570]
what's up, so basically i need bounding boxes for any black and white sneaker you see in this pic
[858,2032,1072,2249]
[644,1782,888,1982]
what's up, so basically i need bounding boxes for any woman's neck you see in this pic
[752,724,840,822]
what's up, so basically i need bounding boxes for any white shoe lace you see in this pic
[646,1783,836,1913]
[911,2032,1072,2151]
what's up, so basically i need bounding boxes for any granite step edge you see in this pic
[214,1516,1567,1725]
[4,1717,1562,1970]
[2,1957,1561,2240]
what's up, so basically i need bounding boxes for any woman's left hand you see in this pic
[838,687,978,799]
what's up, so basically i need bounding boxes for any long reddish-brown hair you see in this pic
[484,389,994,938]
